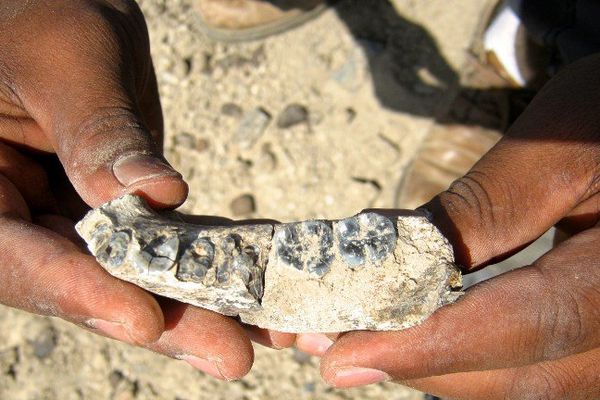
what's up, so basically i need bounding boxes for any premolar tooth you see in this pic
[177,238,214,283]
[97,230,131,268]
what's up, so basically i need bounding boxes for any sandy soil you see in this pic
[0,0,499,399]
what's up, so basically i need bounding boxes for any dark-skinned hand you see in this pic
[298,54,600,399]
[0,0,294,381]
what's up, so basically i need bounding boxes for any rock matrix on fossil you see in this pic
[76,195,463,333]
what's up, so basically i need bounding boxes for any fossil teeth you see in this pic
[336,213,397,269]
[97,230,131,269]
[274,221,334,278]
[145,235,180,274]
[176,237,214,283]
[76,195,463,333]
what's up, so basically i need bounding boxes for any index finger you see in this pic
[426,53,600,270]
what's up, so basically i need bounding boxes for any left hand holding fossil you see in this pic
[0,0,294,381]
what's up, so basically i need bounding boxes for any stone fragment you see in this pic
[277,104,309,128]
[234,107,271,149]
[196,138,210,152]
[230,194,256,216]
[174,132,196,148]
[32,327,58,360]
[221,102,243,118]
[77,195,463,333]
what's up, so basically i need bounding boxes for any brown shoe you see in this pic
[193,0,330,42]
[395,123,502,209]
[394,57,508,209]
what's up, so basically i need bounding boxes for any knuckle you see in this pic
[450,169,503,225]
[531,258,600,359]
[508,363,579,400]
[444,170,494,218]
[441,169,509,259]
[64,106,152,170]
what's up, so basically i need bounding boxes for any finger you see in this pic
[147,299,254,381]
[34,214,84,246]
[296,333,337,356]
[1,1,187,208]
[0,142,57,213]
[0,173,30,220]
[0,176,165,345]
[424,54,600,269]
[244,325,296,350]
[403,347,600,400]
[320,227,600,385]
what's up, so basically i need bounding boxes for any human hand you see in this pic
[0,0,293,381]
[300,54,600,398]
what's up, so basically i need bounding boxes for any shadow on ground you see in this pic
[332,0,539,131]
[332,0,554,293]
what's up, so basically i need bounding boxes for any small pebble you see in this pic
[235,108,272,149]
[109,370,125,388]
[230,194,256,216]
[292,348,312,365]
[345,107,357,123]
[257,143,278,171]
[221,103,243,118]
[277,104,309,129]
[304,382,317,393]
[196,138,210,152]
[174,133,196,149]
[32,327,57,360]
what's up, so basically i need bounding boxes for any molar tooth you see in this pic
[151,235,179,261]
[89,222,112,251]
[177,238,214,283]
[143,234,180,274]
[274,221,334,277]
[336,213,396,269]
[97,230,131,268]
[131,251,152,273]
[339,240,366,266]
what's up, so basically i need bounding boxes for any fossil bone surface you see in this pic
[76,195,463,333]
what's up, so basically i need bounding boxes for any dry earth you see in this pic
[0,0,500,399]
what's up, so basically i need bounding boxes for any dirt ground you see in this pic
[0,0,501,399]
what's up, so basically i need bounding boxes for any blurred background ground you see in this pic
[0,0,549,399]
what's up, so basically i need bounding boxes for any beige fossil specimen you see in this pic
[76,195,462,333]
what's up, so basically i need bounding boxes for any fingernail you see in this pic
[298,333,334,356]
[113,153,180,187]
[180,355,228,381]
[331,367,390,388]
[86,319,135,344]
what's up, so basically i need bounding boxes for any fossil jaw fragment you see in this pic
[76,195,463,333]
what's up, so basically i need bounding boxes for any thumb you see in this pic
[2,1,187,208]
[423,54,600,269]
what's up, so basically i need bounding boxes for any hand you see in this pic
[301,54,600,398]
[0,0,293,381]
